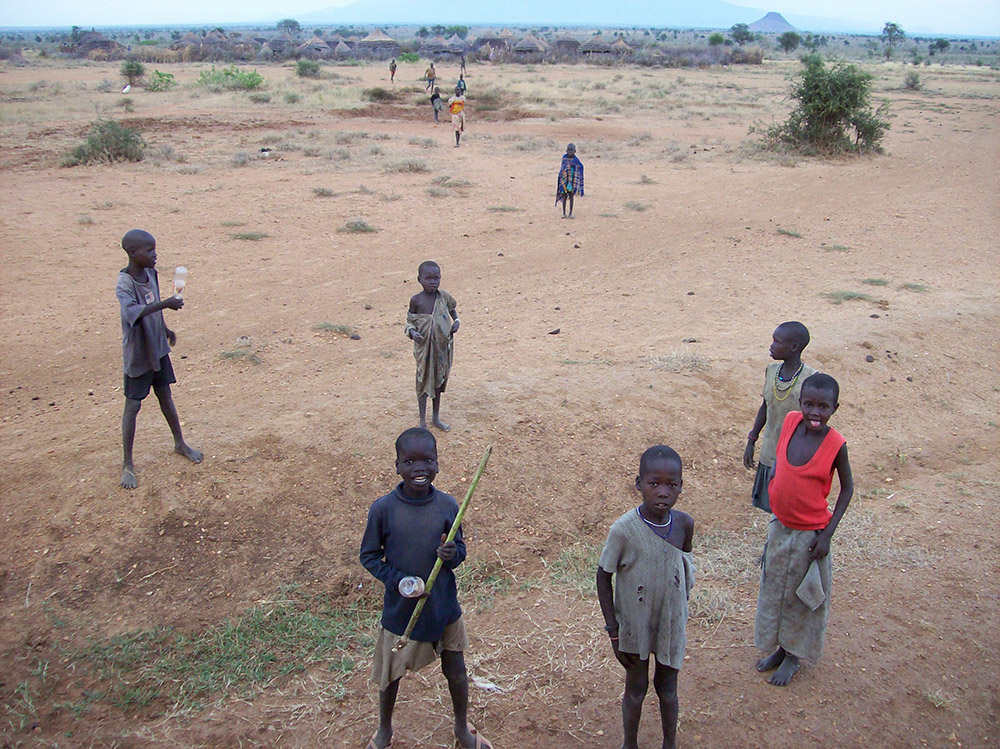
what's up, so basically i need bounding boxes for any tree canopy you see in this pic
[881,22,905,60]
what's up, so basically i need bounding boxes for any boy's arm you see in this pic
[596,568,617,632]
[744,399,767,469]
[449,304,460,334]
[809,443,854,560]
[359,508,408,592]
[118,283,184,326]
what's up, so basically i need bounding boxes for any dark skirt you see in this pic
[751,463,773,513]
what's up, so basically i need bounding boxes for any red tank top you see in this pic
[768,411,846,530]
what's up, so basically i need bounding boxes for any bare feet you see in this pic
[455,724,492,749]
[366,728,392,749]
[120,466,137,489]
[756,648,785,672]
[432,417,450,432]
[768,653,800,686]
[175,443,203,463]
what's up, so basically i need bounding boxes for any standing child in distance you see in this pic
[743,321,816,512]
[389,58,396,83]
[755,373,854,686]
[448,87,467,147]
[116,229,202,488]
[555,143,584,218]
[425,62,436,91]
[597,446,695,749]
[406,261,459,431]
[360,428,493,749]
[430,86,444,124]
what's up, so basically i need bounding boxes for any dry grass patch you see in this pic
[646,352,711,373]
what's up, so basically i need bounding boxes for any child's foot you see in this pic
[561,214,566,219]
[432,417,450,432]
[455,724,492,749]
[175,443,204,463]
[120,466,138,490]
[366,729,393,749]
[755,648,785,672]
[568,213,574,219]
[768,653,800,686]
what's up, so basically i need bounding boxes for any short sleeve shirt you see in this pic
[117,267,170,377]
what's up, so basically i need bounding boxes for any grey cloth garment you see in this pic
[758,362,818,466]
[117,267,170,377]
[755,518,832,663]
[751,462,774,513]
[599,508,694,669]
[796,560,826,610]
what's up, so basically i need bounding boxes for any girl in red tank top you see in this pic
[768,411,845,530]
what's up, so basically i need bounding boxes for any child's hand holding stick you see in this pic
[393,445,492,652]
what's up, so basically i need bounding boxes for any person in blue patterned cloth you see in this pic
[555,142,584,218]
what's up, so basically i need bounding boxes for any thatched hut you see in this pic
[332,40,352,59]
[76,31,120,57]
[297,35,330,59]
[170,31,201,51]
[355,29,399,59]
[447,34,468,54]
[269,32,296,55]
[553,33,581,56]
[420,35,451,57]
[580,34,614,58]
[513,34,547,60]
[612,38,634,56]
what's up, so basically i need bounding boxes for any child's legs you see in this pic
[652,661,679,748]
[417,393,429,426]
[567,192,575,216]
[375,677,401,747]
[153,384,184,443]
[622,657,649,748]
[440,649,470,731]
[121,397,142,467]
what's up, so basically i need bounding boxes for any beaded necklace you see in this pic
[772,362,804,401]
[636,506,672,535]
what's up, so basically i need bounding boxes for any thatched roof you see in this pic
[554,33,581,49]
[171,31,201,49]
[446,34,468,53]
[612,38,633,53]
[202,29,227,45]
[298,35,330,54]
[76,31,119,54]
[580,34,613,54]
[514,34,546,53]
[358,29,395,45]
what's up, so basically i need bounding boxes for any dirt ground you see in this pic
[1,57,998,747]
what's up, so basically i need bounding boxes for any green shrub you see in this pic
[754,54,888,154]
[197,66,265,92]
[903,71,922,90]
[283,91,301,104]
[120,59,145,86]
[63,119,145,166]
[248,92,271,104]
[398,52,419,63]
[296,59,321,78]
[146,70,177,92]
[362,86,399,102]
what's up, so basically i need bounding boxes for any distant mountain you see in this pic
[299,0,764,28]
[748,12,796,34]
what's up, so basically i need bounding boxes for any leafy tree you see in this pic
[416,26,429,39]
[431,24,446,36]
[120,59,145,86]
[881,22,905,60]
[277,18,301,34]
[931,38,950,54]
[755,54,889,154]
[443,25,468,38]
[71,25,81,44]
[708,32,724,46]
[777,31,801,53]
[296,59,321,78]
[730,23,753,46]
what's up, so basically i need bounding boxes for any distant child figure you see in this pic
[425,62,436,91]
[406,261,459,431]
[555,142,584,218]
[597,446,695,749]
[360,428,493,749]
[456,73,467,95]
[755,373,854,687]
[115,229,202,489]
[430,86,444,123]
[389,58,397,82]
[743,321,817,512]
[460,55,467,76]
[448,87,466,147]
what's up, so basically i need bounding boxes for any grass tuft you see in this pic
[624,201,648,212]
[337,218,377,234]
[231,232,269,241]
[900,283,928,292]
[777,228,803,238]
[647,352,711,373]
[822,290,874,305]
[312,187,336,197]
[862,278,889,286]
[488,205,523,213]
[312,322,355,335]
[220,349,262,365]
[385,159,429,174]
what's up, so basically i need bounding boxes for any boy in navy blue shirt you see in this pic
[360,428,492,749]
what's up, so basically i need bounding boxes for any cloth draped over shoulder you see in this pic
[598,509,694,669]
[405,290,456,398]
[555,154,584,203]
[755,517,832,663]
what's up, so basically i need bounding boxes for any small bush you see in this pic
[120,59,145,86]
[398,52,419,63]
[231,152,251,167]
[146,70,177,92]
[754,54,889,154]
[232,231,268,241]
[62,119,145,166]
[337,218,377,234]
[197,66,264,91]
[903,71,922,90]
[362,86,399,102]
[312,187,335,197]
[296,59,321,78]
[283,92,301,104]
[248,92,271,104]
[119,97,135,112]
[385,160,428,174]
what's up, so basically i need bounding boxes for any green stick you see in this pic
[393,445,492,652]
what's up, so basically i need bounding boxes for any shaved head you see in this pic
[122,229,155,254]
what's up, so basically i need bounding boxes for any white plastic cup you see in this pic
[173,266,188,298]
[398,576,425,598]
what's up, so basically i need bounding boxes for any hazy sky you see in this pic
[2,0,998,36]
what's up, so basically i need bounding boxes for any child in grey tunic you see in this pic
[597,445,695,749]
